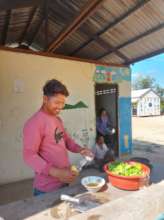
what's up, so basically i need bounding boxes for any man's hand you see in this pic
[49,167,78,184]
[79,147,94,158]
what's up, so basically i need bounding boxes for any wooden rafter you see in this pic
[19,7,37,45]
[68,26,129,62]
[28,16,44,46]
[47,0,105,52]
[0,0,43,11]
[28,1,47,47]
[0,45,127,67]
[1,9,11,45]
[95,37,129,62]
[97,22,164,60]
[70,0,151,56]
[124,48,164,65]
[44,0,49,50]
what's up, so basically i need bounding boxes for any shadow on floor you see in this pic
[132,139,164,184]
[133,139,164,153]
[0,179,33,205]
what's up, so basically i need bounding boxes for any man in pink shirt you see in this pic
[23,79,93,196]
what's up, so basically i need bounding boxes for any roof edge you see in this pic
[0,46,128,68]
[132,88,160,99]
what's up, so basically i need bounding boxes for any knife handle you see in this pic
[60,194,80,204]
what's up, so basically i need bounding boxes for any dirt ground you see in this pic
[132,115,164,145]
[132,115,164,164]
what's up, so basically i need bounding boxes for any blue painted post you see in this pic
[118,97,132,155]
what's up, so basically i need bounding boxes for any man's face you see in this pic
[43,94,66,115]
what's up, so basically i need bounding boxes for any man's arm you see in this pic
[107,116,114,130]
[56,116,82,153]
[23,120,53,175]
[64,130,94,159]
[64,131,82,153]
[96,118,104,135]
[92,145,98,159]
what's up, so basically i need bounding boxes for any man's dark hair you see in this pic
[96,135,104,143]
[43,79,69,97]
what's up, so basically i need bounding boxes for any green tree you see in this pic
[132,75,155,90]
[155,84,164,98]
[161,100,164,114]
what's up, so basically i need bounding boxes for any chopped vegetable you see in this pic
[108,161,144,176]
[71,165,79,175]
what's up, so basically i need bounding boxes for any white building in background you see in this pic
[132,88,160,116]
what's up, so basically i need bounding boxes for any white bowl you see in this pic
[81,176,105,193]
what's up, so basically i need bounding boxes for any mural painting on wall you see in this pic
[81,129,90,146]
[69,128,90,146]
[63,101,88,110]
[93,65,131,83]
[62,100,92,146]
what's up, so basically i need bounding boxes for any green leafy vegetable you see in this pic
[108,161,144,176]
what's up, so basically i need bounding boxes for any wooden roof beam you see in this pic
[124,48,164,65]
[47,0,105,52]
[19,7,38,45]
[44,0,49,50]
[28,1,47,47]
[0,0,43,11]
[97,22,164,60]
[1,9,11,45]
[95,36,130,62]
[0,45,127,67]
[66,24,129,62]
[70,0,151,56]
[28,15,44,46]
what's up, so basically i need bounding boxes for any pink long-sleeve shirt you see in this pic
[23,109,81,192]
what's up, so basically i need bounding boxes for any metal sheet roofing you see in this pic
[0,0,164,65]
[132,88,151,98]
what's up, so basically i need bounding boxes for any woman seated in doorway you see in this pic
[94,135,115,171]
[96,108,115,149]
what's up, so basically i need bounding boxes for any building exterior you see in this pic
[132,88,160,117]
[0,48,132,184]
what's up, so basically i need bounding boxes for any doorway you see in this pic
[95,83,119,156]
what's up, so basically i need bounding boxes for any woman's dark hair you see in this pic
[98,108,107,117]
[43,79,69,97]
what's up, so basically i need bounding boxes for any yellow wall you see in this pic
[0,50,96,184]
[0,49,132,184]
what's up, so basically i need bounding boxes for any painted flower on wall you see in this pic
[93,65,131,83]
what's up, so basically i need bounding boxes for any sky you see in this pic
[131,53,164,87]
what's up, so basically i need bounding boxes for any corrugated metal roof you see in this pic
[0,0,164,65]
[132,88,151,98]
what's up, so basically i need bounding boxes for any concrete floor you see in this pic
[0,167,104,205]
[132,116,164,145]
[0,178,33,205]
[1,116,164,206]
